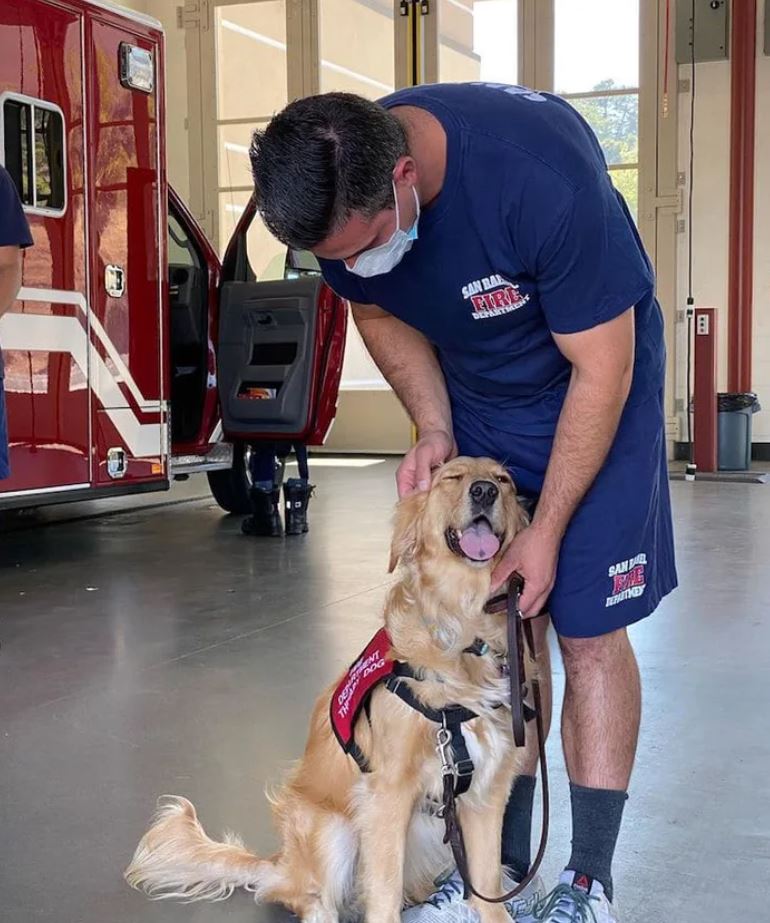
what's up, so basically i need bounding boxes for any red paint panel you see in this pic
[0,1,178,508]
[0,1,91,494]
[727,0,756,393]
[94,409,163,484]
[85,15,164,485]
[306,283,348,446]
[694,308,718,473]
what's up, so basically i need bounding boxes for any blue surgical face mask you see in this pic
[346,183,420,278]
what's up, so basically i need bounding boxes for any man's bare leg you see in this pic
[559,627,640,790]
[555,626,641,904]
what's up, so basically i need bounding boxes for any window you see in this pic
[215,1,288,270]
[554,0,640,220]
[284,248,321,279]
[438,0,518,85]
[2,95,66,214]
[168,210,201,270]
[319,0,394,99]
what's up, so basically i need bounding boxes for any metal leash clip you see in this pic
[435,721,454,778]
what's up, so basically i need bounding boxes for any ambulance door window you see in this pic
[1,96,66,215]
[33,107,65,211]
[168,211,200,269]
[2,99,33,205]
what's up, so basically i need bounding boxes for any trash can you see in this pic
[717,392,761,471]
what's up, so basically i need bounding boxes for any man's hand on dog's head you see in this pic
[396,429,458,498]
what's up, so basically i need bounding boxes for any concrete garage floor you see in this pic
[1,459,768,923]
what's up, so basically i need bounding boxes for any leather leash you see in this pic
[441,578,550,904]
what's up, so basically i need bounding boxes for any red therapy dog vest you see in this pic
[330,627,396,757]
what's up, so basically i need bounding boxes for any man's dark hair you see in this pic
[249,92,408,250]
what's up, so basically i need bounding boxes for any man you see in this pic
[250,84,676,923]
[0,164,33,481]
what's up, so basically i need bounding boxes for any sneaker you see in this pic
[402,868,545,922]
[505,871,546,921]
[524,871,619,923]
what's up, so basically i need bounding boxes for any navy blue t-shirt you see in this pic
[1,164,33,377]
[319,83,664,436]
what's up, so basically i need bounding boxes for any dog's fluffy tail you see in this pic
[124,796,283,903]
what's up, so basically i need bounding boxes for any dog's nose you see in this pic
[469,480,499,509]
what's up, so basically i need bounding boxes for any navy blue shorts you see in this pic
[0,378,9,480]
[453,389,677,638]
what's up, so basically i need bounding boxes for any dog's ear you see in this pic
[388,490,427,573]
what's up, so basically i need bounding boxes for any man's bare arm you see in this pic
[351,302,456,494]
[351,302,452,436]
[533,308,636,542]
[491,308,636,609]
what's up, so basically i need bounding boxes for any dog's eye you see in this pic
[495,475,511,485]
[442,475,463,482]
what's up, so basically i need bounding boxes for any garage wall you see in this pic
[676,7,770,442]
[675,60,730,416]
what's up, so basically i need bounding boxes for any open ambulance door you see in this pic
[207,195,347,513]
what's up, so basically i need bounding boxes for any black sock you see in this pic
[567,783,628,903]
[500,774,536,881]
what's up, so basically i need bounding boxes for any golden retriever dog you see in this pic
[125,456,540,923]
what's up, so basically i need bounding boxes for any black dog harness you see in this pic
[329,628,491,796]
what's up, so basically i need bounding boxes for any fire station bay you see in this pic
[1,2,768,922]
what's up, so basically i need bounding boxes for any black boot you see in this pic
[283,480,314,535]
[242,486,283,537]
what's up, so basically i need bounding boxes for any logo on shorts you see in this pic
[461,274,530,320]
[605,553,647,607]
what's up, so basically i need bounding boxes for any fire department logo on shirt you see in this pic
[461,274,530,320]
[605,553,647,607]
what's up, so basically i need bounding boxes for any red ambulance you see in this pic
[0,0,347,513]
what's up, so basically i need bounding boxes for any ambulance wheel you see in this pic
[207,443,252,514]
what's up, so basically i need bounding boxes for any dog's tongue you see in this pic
[459,520,500,561]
